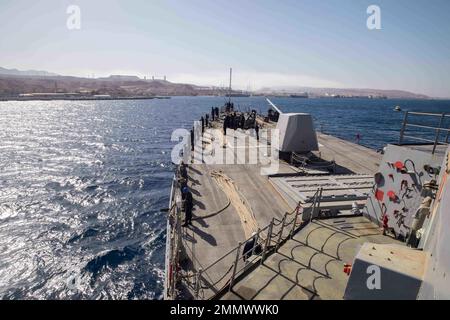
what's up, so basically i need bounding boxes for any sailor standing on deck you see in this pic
[230,112,236,130]
[179,161,188,180]
[239,114,245,129]
[211,107,215,121]
[205,113,209,127]
[190,128,194,151]
[182,186,193,227]
[201,116,205,134]
[223,114,230,136]
[178,162,188,199]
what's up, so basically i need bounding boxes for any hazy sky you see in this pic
[1,0,449,97]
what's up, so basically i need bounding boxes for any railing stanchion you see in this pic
[399,111,408,145]
[174,202,182,298]
[290,203,301,238]
[432,113,445,154]
[276,214,287,250]
[261,219,274,266]
[229,242,242,292]
[309,191,318,223]
[318,188,323,214]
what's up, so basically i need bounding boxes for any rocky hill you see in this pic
[0,67,430,99]
[0,74,227,97]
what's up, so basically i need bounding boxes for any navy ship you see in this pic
[164,81,450,300]
[289,93,309,98]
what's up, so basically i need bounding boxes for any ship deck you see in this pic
[180,163,291,297]
[220,215,403,300]
[176,118,391,300]
[315,132,382,174]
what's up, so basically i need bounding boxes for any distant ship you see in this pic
[289,92,309,98]
[229,93,251,97]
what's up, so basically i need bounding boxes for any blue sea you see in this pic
[1,96,450,299]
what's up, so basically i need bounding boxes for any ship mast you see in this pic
[228,67,232,103]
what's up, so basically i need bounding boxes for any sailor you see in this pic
[179,161,188,180]
[182,186,193,227]
[179,176,188,194]
[255,123,260,141]
[205,113,209,127]
[242,232,262,261]
[215,107,219,118]
[223,114,230,136]
[239,114,245,129]
[225,102,231,113]
[230,112,236,130]
[211,107,215,121]
[190,128,194,151]
[201,116,205,134]
[274,111,280,122]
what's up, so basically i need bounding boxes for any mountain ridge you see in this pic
[0,67,59,77]
[259,86,429,99]
[0,67,431,99]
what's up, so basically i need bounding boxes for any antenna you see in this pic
[228,68,232,103]
[266,98,283,114]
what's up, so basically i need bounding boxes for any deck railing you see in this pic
[399,111,450,154]
[164,176,183,300]
[187,188,323,300]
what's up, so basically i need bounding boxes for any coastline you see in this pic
[0,96,171,102]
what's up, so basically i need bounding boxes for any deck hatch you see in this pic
[270,174,374,207]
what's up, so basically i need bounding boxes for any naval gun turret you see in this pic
[266,99,319,153]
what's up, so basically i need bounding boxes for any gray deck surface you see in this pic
[316,133,382,174]
[221,215,403,300]
[182,163,291,269]
[179,122,385,299]
[399,143,447,159]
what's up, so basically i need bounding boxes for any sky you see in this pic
[0,0,449,97]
